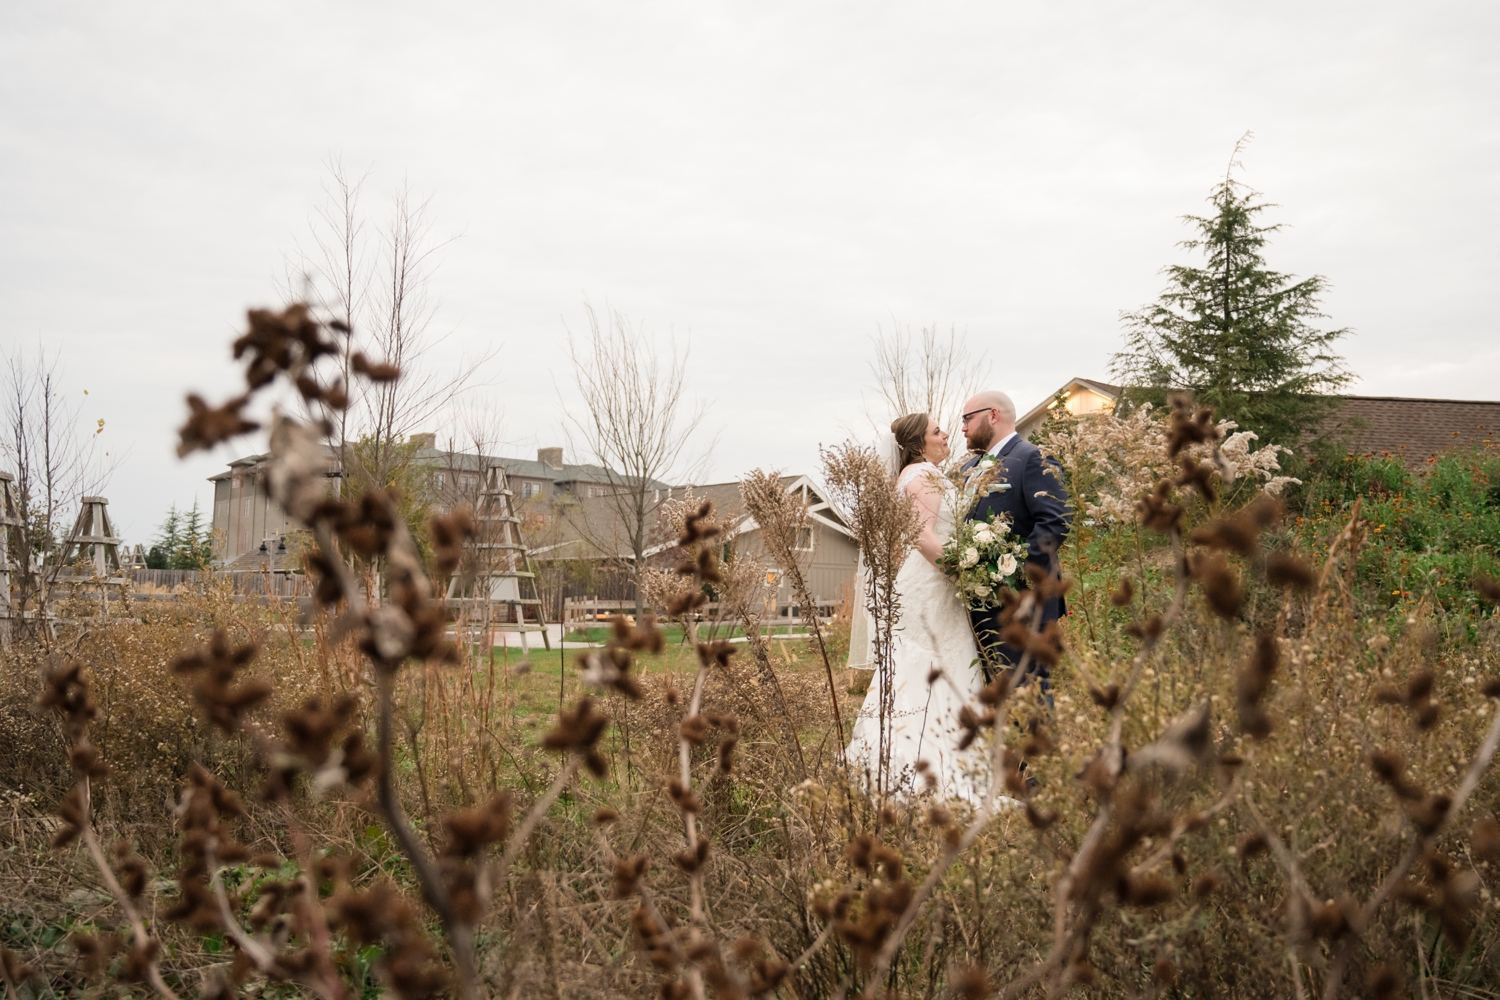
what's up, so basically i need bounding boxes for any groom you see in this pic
[959,390,1071,689]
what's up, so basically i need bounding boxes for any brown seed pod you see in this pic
[1122,872,1175,907]
[1264,550,1315,590]
[1089,684,1121,710]
[1366,962,1408,1000]
[114,840,149,898]
[1191,551,1243,619]
[951,965,991,1000]
[678,715,709,747]
[1472,816,1500,860]
[177,393,261,456]
[696,640,736,669]
[1024,802,1058,830]
[1135,480,1184,534]
[350,351,400,382]
[1238,833,1268,865]
[613,854,649,898]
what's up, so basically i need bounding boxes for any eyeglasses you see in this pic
[961,407,994,424]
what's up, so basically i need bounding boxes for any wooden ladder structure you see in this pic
[59,496,125,577]
[58,495,130,618]
[0,472,19,628]
[448,463,551,652]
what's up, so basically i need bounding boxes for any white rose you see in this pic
[973,527,994,545]
[973,583,991,597]
[961,547,979,568]
[998,554,1018,576]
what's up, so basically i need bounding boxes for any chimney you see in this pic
[409,432,436,450]
[538,447,564,471]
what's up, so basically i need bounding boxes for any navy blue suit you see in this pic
[962,434,1071,680]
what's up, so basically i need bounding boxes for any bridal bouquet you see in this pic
[937,513,1030,609]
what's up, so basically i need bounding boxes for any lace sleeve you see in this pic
[896,461,939,497]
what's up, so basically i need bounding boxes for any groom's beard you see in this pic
[965,421,994,453]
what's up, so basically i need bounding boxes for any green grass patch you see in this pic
[559,623,809,644]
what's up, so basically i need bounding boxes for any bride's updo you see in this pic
[891,412,930,470]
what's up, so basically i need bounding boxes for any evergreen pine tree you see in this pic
[177,499,215,569]
[146,501,214,569]
[1110,139,1352,447]
[147,506,181,570]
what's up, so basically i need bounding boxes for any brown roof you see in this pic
[1329,395,1500,466]
[1072,377,1122,397]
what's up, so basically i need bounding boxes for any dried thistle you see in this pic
[1236,632,1279,739]
[177,393,260,456]
[542,698,611,777]
[171,629,270,732]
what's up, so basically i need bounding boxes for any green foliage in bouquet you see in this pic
[936,513,1029,609]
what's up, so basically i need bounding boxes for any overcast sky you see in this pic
[4,2,1498,544]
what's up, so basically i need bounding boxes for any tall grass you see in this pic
[2,308,1500,998]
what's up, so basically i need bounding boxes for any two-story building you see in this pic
[208,436,656,565]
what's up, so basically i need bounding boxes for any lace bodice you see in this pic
[896,461,958,544]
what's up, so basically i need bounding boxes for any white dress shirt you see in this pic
[986,431,1018,457]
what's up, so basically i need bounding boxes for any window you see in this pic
[793,526,815,551]
[433,472,446,490]
[522,481,541,499]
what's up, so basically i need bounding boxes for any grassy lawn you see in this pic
[455,633,837,748]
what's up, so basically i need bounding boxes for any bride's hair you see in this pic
[890,412,930,470]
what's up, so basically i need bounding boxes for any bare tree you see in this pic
[285,157,371,494]
[867,321,991,446]
[562,304,707,619]
[287,166,493,500]
[0,346,109,642]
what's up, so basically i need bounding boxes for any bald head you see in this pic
[960,390,1016,452]
[966,390,1015,423]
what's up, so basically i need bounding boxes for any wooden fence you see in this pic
[124,569,308,598]
[562,595,836,626]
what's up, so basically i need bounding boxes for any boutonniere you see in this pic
[963,455,1007,498]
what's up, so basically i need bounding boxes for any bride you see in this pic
[845,412,989,803]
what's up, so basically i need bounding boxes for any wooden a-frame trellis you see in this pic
[59,495,130,618]
[0,472,19,624]
[448,463,551,652]
[59,496,125,578]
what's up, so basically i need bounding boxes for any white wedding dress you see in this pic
[845,461,989,804]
